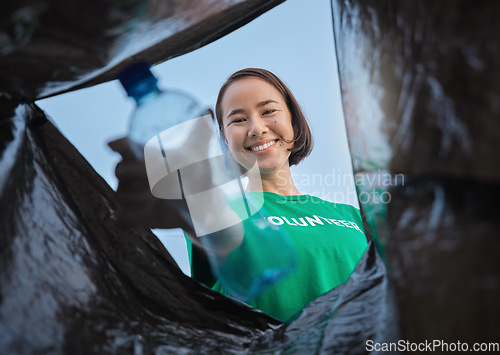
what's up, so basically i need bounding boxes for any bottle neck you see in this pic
[133,86,161,104]
[125,75,160,103]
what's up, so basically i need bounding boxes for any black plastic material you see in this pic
[332,0,500,345]
[0,0,286,101]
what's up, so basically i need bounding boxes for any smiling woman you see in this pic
[185,68,368,321]
[221,78,296,191]
[216,68,312,194]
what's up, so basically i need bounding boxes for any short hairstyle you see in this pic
[215,68,313,167]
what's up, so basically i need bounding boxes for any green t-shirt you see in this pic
[186,192,368,322]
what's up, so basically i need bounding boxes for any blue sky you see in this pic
[36,0,357,275]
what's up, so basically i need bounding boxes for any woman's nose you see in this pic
[248,115,268,137]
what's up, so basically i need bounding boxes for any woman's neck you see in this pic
[246,167,301,195]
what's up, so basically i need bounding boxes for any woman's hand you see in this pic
[108,137,195,234]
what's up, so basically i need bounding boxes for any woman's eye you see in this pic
[231,118,246,124]
[263,109,276,116]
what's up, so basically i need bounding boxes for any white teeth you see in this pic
[251,140,276,152]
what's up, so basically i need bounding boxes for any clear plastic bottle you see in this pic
[118,62,205,159]
[118,62,297,301]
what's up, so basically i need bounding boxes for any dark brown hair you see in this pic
[215,68,313,167]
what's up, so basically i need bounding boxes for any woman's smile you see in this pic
[246,139,279,153]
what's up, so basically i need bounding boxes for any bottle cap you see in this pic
[118,62,158,99]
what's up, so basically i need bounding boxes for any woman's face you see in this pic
[220,77,294,176]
